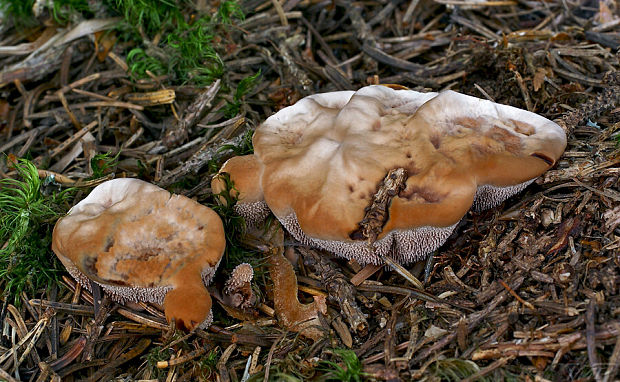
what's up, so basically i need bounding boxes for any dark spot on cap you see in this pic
[406,152,412,159]
[104,237,114,252]
[348,185,354,193]
[82,255,97,275]
[531,152,554,166]
[349,229,365,241]
[430,135,441,149]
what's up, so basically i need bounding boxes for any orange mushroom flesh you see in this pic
[213,85,567,265]
[52,178,226,331]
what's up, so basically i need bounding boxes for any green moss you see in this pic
[111,0,244,86]
[224,70,262,117]
[319,349,367,382]
[0,159,73,304]
[48,0,91,23]
[0,0,37,27]
[90,151,120,179]
[0,0,90,26]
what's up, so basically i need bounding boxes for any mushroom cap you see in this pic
[212,155,270,227]
[224,262,254,292]
[52,178,226,330]
[220,85,567,264]
[212,155,264,204]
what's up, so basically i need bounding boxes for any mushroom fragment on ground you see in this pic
[213,85,567,265]
[52,178,226,331]
[222,263,256,309]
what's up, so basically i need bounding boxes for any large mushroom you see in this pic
[52,178,226,330]
[212,85,566,265]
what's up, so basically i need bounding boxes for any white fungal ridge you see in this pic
[198,309,214,330]
[234,201,271,227]
[201,261,219,286]
[280,213,458,265]
[472,179,535,212]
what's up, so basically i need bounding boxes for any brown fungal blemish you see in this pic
[511,119,535,136]
[487,126,523,154]
[430,135,441,149]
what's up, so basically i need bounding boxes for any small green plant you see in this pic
[127,48,168,78]
[210,173,249,254]
[196,348,220,379]
[143,346,171,379]
[0,0,90,26]
[224,71,262,117]
[218,130,254,158]
[90,151,120,179]
[104,0,181,36]
[319,349,366,382]
[165,15,224,85]
[0,159,72,304]
[47,0,91,23]
[0,0,37,27]
[216,0,244,24]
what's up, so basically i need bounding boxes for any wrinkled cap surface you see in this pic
[216,85,567,264]
[52,178,226,330]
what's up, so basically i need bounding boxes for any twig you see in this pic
[157,347,207,368]
[587,299,603,382]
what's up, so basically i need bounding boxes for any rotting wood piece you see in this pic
[297,247,369,336]
[158,133,246,187]
[350,167,408,246]
[163,79,221,148]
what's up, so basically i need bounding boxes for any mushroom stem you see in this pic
[163,281,213,331]
[267,248,327,340]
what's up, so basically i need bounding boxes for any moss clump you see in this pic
[0,159,72,304]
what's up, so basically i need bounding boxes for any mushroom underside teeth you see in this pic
[234,200,272,227]
[280,213,458,265]
[66,261,218,311]
[201,262,220,286]
[472,179,536,213]
[68,264,173,304]
[197,309,214,330]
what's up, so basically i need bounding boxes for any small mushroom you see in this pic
[52,178,226,331]
[213,85,566,265]
[222,263,256,309]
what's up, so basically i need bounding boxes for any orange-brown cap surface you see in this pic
[220,85,567,264]
[52,178,226,330]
